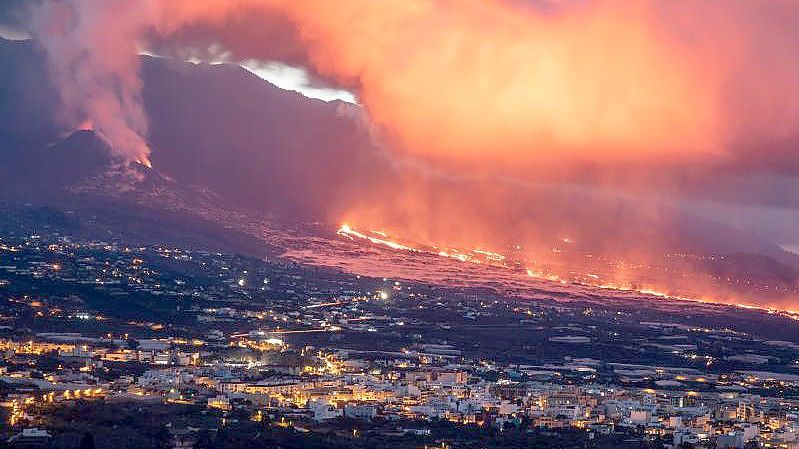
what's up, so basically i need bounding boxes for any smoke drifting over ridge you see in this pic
[23,0,799,170]
[4,0,798,307]
[28,0,155,166]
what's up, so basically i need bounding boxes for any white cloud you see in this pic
[242,61,357,104]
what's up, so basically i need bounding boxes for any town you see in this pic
[0,229,797,448]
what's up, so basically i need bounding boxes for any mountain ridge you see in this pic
[0,37,797,307]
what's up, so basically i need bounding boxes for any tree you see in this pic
[78,432,95,449]
[196,429,216,449]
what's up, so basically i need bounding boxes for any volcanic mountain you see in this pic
[0,37,797,308]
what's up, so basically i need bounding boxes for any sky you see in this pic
[12,0,799,170]
[0,0,27,40]
[3,0,796,232]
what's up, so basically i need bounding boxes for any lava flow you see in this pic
[338,224,507,267]
[335,223,799,320]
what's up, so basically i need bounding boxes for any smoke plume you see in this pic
[16,0,799,307]
[26,0,799,171]
[28,0,154,166]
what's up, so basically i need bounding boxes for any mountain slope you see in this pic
[0,37,797,307]
[142,57,389,220]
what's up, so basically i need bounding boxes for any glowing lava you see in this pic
[136,157,153,169]
[338,224,511,266]
[335,223,799,320]
[337,224,419,252]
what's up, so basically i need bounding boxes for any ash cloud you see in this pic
[22,0,799,172]
[12,0,799,306]
[26,0,154,166]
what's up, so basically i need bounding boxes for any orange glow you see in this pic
[34,0,799,168]
[77,119,94,131]
[136,156,153,169]
[337,224,419,253]
[337,222,799,316]
[154,0,739,169]
[149,0,799,170]
[27,0,799,311]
